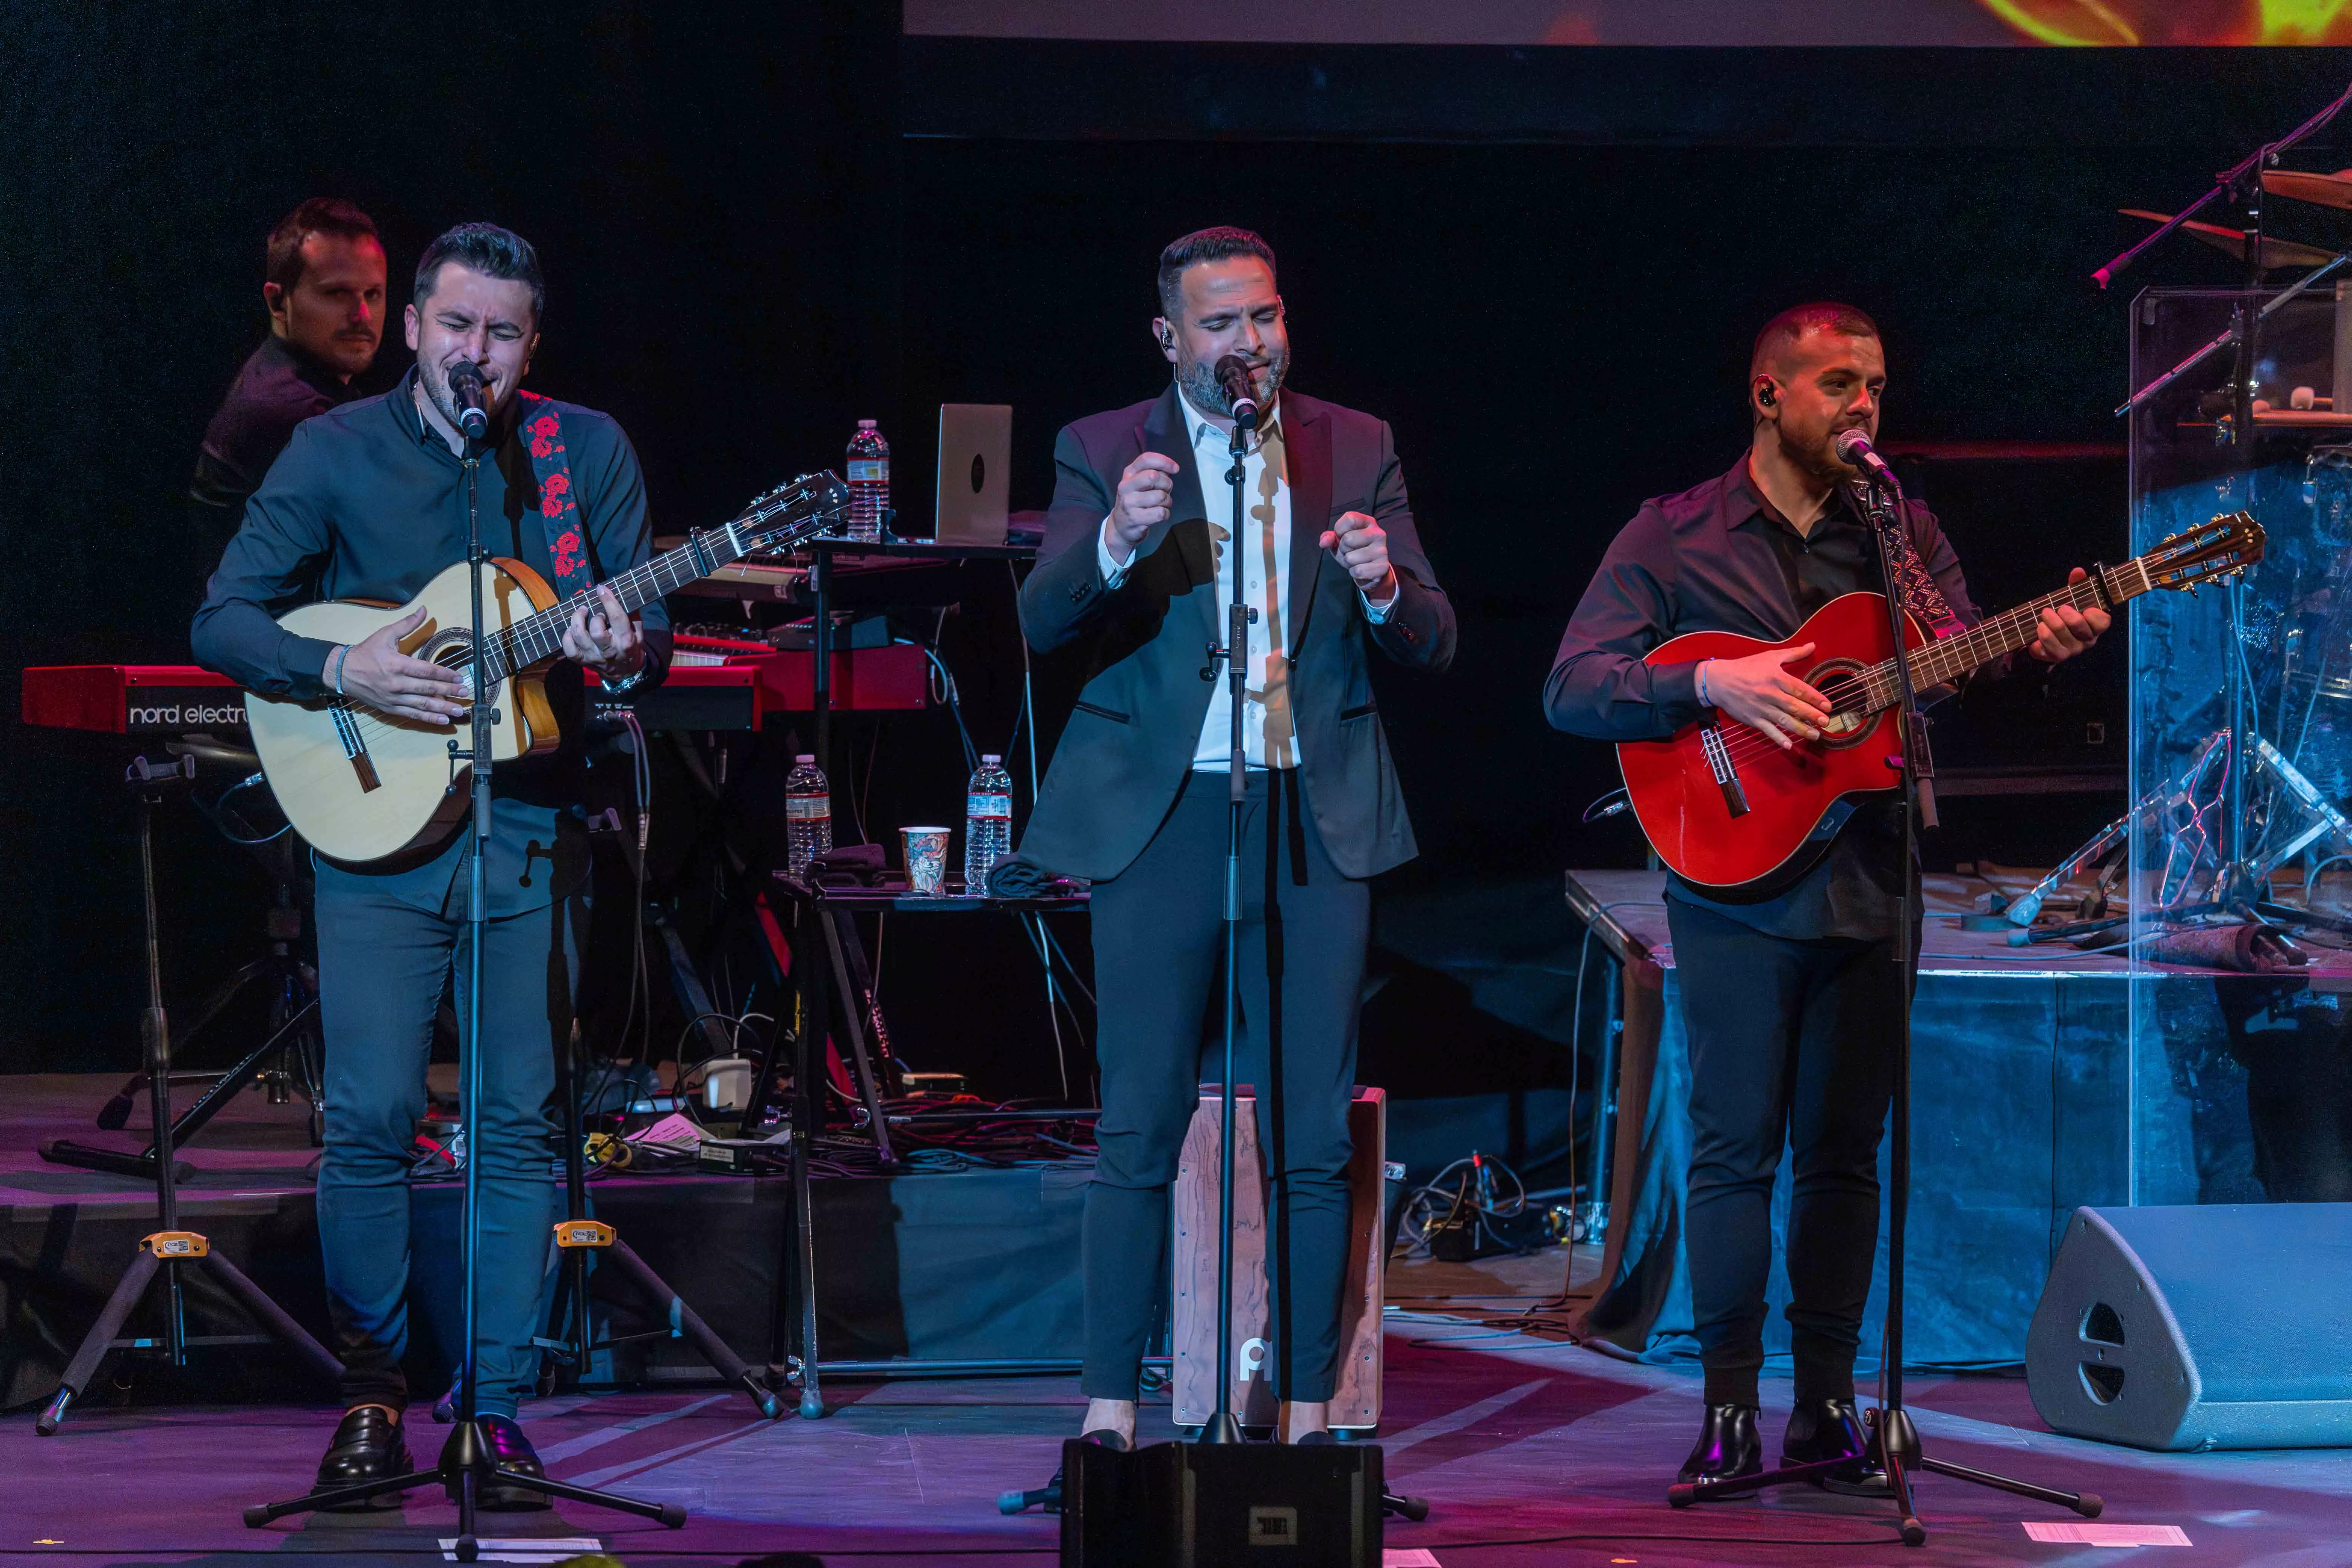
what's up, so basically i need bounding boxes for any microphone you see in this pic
[1833,428,1897,485]
[1213,354,1260,431]
[448,359,490,440]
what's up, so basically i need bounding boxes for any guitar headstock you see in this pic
[2145,510,2265,591]
[735,471,852,554]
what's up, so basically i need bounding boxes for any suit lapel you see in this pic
[1284,397,1332,663]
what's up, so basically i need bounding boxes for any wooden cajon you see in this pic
[1172,1085,1386,1432]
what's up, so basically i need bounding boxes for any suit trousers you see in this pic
[1666,896,1907,1409]
[1083,768,1370,1404]
[312,862,573,1419]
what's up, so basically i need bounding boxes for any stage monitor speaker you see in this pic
[2026,1204,2352,1451]
[1060,1437,1382,1566]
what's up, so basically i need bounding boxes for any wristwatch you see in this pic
[598,651,655,695]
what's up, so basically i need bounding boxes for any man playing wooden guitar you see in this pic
[1545,304,2107,1493]
[192,223,667,1508]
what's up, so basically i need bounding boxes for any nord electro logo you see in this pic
[128,695,248,731]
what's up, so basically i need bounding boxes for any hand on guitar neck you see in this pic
[334,606,467,726]
[1697,568,2109,752]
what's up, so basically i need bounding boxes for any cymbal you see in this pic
[2263,169,2352,211]
[2120,209,2338,270]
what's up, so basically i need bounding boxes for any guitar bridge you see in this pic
[330,702,380,793]
[1699,722,1749,818]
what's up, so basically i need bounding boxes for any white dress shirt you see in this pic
[1098,388,1395,771]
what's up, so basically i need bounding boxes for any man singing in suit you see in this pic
[1018,226,1455,1450]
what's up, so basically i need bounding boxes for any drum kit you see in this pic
[2022,156,2352,941]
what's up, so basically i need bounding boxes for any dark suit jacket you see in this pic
[1017,385,1455,882]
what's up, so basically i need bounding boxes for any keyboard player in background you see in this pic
[190,198,391,537]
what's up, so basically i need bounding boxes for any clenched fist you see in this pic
[1105,451,1181,566]
[1319,510,1398,601]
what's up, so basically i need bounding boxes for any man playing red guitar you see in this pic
[1544,304,2107,1491]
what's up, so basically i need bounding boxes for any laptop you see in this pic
[933,403,1012,543]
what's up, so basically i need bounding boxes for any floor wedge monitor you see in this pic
[2027,1204,2352,1450]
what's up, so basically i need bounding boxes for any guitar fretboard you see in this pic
[465,489,823,686]
[1849,557,2153,714]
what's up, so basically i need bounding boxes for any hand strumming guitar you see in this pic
[1695,642,1830,751]
[334,606,469,727]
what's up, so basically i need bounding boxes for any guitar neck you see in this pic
[475,511,776,683]
[1872,555,2154,704]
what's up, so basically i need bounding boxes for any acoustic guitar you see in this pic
[247,471,848,862]
[1616,512,2264,895]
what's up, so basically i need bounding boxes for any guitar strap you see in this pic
[517,391,591,596]
[1853,483,1965,640]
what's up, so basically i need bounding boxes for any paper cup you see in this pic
[901,826,952,896]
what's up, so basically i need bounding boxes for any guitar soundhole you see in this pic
[421,628,499,712]
[1806,659,1878,751]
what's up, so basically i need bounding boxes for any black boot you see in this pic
[1676,1403,1762,1486]
[477,1414,554,1511]
[1782,1397,1890,1496]
[313,1406,413,1511]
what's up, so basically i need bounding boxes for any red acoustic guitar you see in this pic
[1617,512,2264,894]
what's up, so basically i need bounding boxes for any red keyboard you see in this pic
[26,648,928,737]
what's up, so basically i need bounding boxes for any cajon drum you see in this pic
[1172,1085,1386,1433]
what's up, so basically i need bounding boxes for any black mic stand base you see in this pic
[1668,1404,2102,1548]
[242,1419,688,1554]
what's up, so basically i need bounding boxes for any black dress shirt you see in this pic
[190,335,355,516]
[1546,454,1993,940]
[192,368,671,909]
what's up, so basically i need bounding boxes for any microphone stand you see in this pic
[1668,468,2101,1544]
[1200,407,1257,1448]
[245,402,684,1554]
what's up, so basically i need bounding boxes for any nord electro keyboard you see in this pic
[25,648,928,739]
[22,665,248,734]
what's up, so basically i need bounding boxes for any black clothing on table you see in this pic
[191,335,356,517]
[1544,454,1997,942]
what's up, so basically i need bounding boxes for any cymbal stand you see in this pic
[243,422,682,1556]
[1671,471,2101,1543]
[37,753,341,1435]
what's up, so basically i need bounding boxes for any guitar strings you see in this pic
[316,487,832,741]
[1701,577,2113,772]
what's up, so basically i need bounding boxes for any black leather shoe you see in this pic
[476,1414,554,1511]
[1676,1403,1763,1486]
[1783,1397,1890,1496]
[314,1406,413,1511]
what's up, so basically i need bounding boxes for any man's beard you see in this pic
[1176,348,1287,417]
[1789,423,1859,483]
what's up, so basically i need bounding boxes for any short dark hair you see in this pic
[265,198,380,295]
[1751,301,1880,378]
[412,222,546,322]
[1157,226,1277,320]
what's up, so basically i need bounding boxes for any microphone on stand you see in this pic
[449,359,491,440]
[1214,355,1261,431]
[1833,427,1898,487]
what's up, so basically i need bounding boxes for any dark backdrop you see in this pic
[4,12,2346,1076]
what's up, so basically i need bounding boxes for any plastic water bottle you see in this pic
[964,753,1012,895]
[785,753,832,877]
[846,419,889,542]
